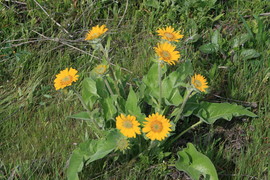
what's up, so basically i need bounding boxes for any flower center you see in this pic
[151,121,163,133]
[117,138,129,151]
[91,32,100,38]
[194,80,202,87]
[161,51,171,59]
[164,32,174,39]
[61,75,72,85]
[123,120,133,129]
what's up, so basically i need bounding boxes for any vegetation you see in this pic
[1,0,269,179]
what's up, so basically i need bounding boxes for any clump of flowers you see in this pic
[154,42,180,65]
[156,26,184,42]
[116,114,141,138]
[143,113,172,141]
[85,25,108,41]
[54,68,79,90]
[64,23,256,180]
[191,74,209,92]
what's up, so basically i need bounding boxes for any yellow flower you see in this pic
[116,114,141,138]
[54,68,79,90]
[154,42,180,65]
[191,74,209,92]
[116,138,130,152]
[142,113,172,141]
[156,26,184,42]
[85,25,108,40]
[94,64,107,75]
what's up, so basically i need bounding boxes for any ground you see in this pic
[0,0,269,179]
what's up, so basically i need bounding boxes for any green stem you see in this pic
[174,88,193,123]
[104,78,114,96]
[99,43,121,97]
[170,120,203,144]
[158,60,162,112]
[104,77,121,111]
[73,89,103,138]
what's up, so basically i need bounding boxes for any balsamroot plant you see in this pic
[53,25,256,180]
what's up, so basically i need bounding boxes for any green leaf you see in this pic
[68,112,90,120]
[67,150,84,180]
[240,49,260,60]
[175,143,219,180]
[82,78,100,109]
[211,30,220,46]
[183,101,200,117]
[67,130,120,180]
[143,63,167,99]
[199,43,219,54]
[166,88,183,106]
[125,86,142,117]
[96,78,109,98]
[175,60,193,82]
[101,96,117,120]
[195,102,257,124]
[232,33,251,48]
[186,34,200,44]
[211,13,224,22]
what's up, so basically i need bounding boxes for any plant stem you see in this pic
[99,43,121,97]
[174,88,193,123]
[170,120,203,144]
[73,89,103,138]
[104,77,121,111]
[158,60,162,112]
[104,78,114,96]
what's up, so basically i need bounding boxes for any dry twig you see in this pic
[33,0,73,38]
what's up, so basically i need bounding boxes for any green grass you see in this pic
[1,0,269,179]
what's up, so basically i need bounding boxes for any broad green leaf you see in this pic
[183,101,200,117]
[175,143,219,180]
[68,112,90,120]
[211,30,220,46]
[67,130,120,180]
[240,49,260,60]
[176,60,193,82]
[232,33,251,48]
[82,78,100,109]
[162,75,175,99]
[167,89,183,106]
[96,78,109,98]
[199,43,219,54]
[101,96,117,120]
[125,86,142,117]
[195,102,257,124]
[143,63,167,99]
[186,34,200,44]
[143,63,159,97]
[162,70,184,106]
[67,150,84,180]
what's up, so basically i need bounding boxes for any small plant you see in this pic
[53,25,256,180]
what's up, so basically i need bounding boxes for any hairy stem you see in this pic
[174,88,193,123]
[99,43,121,97]
[170,120,203,144]
[73,89,103,138]
[158,61,162,112]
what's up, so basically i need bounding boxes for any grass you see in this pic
[1,0,269,179]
